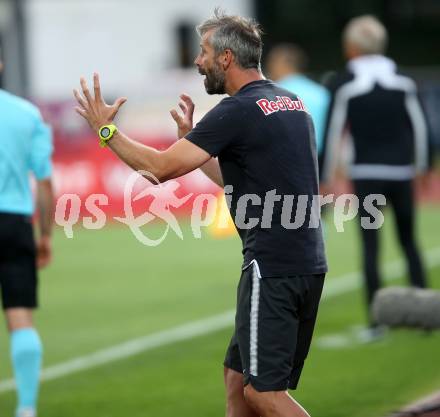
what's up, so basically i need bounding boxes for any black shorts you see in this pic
[0,213,38,309]
[224,262,324,392]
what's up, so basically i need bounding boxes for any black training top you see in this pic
[186,79,327,277]
[319,55,431,183]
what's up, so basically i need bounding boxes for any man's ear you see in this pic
[221,49,233,71]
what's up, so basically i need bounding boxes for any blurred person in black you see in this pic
[320,15,432,338]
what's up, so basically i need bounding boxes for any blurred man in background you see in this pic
[0,56,54,417]
[266,44,330,154]
[320,15,431,337]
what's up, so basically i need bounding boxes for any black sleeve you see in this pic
[319,71,354,182]
[186,97,243,157]
[401,82,431,173]
[318,84,336,178]
[417,87,436,170]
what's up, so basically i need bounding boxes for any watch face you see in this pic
[101,127,111,138]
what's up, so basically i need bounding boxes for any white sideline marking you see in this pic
[316,325,390,350]
[0,246,439,393]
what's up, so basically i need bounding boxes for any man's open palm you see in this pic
[170,94,195,139]
[74,73,127,132]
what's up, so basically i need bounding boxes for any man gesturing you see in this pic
[74,9,327,417]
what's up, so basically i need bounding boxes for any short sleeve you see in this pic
[30,114,53,180]
[186,97,242,157]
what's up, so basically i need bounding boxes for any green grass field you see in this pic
[0,205,439,417]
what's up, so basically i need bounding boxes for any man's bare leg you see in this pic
[244,384,310,417]
[224,367,259,417]
[6,308,33,331]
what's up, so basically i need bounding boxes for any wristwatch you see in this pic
[98,124,118,147]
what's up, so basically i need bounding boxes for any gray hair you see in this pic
[343,15,388,55]
[196,8,263,70]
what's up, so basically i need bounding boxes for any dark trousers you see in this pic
[353,179,427,325]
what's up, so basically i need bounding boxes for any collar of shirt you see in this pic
[347,54,397,80]
[237,79,272,94]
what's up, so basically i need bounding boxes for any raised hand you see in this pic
[170,94,195,139]
[73,73,127,132]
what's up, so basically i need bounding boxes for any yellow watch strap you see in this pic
[98,124,118,147]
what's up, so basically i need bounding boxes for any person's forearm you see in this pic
[176,125,223,186]
[37,179,54,237]
[199,158,224,187]
[107,131,208,182]
[177,126,223,187]
[107,131,167,180]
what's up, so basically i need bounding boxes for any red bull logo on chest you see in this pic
[256,96,308,116]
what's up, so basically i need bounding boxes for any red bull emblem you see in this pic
[256,96,308,116]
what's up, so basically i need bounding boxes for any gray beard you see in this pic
[204,65,226,95]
